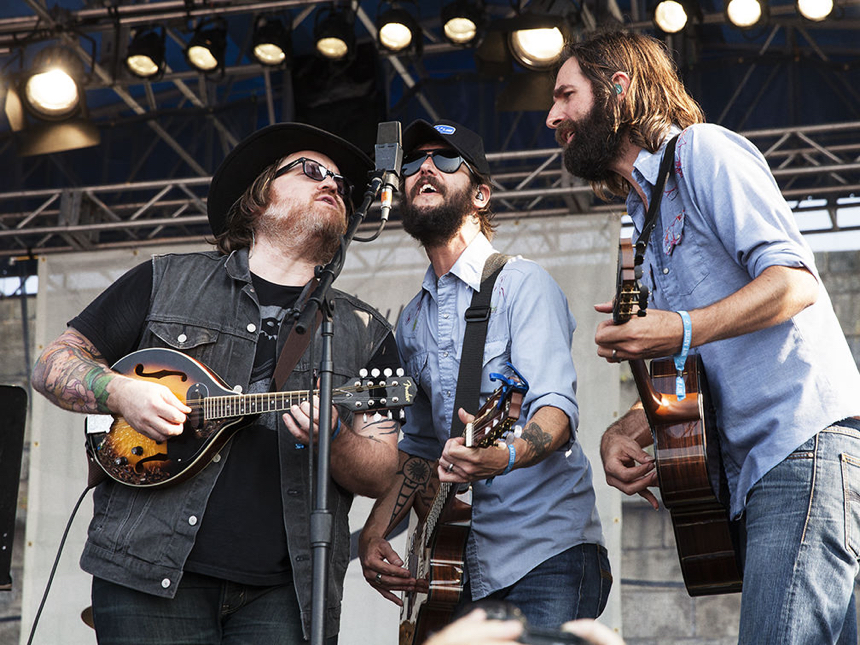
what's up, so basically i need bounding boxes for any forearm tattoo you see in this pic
[32,333,115,414]
[388,455,435,528]
[520,419,553,467]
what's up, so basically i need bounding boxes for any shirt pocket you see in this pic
[406,351,431,393]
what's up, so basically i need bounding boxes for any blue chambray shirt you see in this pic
[396,233,604,598]
[629,124,860,518]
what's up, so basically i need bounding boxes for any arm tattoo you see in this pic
[388,456,435,527]
[32,333,116,414]
[352,416,400,444]
[520,420,553,467]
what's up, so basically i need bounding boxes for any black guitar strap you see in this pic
[450,252,511,439]
[634,134,679,269]
[271,278,322,391]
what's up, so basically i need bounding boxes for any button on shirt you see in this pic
[397,233,604,598]
[628,124,860,518]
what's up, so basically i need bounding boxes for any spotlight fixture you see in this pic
[5,45,100,156]
[185,18,227,73]
[314,5,355,60]
[796,0,833,21]
[508,14,567,70]
[653,0,688,33]
[725,0,767,28]
[22,45,84,120]
[377,1,422,55]
[252,15,291,67]
[125,27,165,79]
[441,0,484,46]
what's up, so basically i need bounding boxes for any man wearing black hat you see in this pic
[358,120,610,634]
[31,123,401,644]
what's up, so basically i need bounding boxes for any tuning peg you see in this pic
[397,368,405,376]
[399,410,406,420]
[387,410,393,419]
[354,380,361,387]
[359,368,368,377]
[373,412,383,421]
[371,368,380,378]
[384,368,393,377]
[363,412,368,423]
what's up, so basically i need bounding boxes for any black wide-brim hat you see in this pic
[207,122,373,236]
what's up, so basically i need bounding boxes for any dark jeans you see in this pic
[461,543,612,630]
[91,572,338,645]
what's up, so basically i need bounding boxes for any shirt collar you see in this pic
[420,232,495,294]
[631,125,682,188]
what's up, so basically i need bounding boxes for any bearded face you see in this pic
[400,174,474,248]
[255,188,346,265]
[556,94,626,183]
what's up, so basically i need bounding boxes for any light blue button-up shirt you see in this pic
[629,124,860,518]
[397,233,604,598]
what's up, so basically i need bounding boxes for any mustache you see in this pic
[409,175,444,201]
[555,120,576,148]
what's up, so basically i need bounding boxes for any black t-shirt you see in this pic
[71,260,398,586]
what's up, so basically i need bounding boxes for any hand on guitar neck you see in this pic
[593,300,687,363]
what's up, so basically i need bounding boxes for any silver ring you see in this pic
[446,462,455,473]
[611,349,618,359]
[375,572,382,583]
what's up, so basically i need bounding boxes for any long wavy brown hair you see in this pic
[561,30,705,199]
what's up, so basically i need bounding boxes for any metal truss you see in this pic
[2,120,860,258]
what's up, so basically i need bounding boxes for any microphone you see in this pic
[374,121,402,222]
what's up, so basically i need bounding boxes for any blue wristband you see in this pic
[673,310,692,401]
[485,443,517,486]
[501,443,516,475]
[332,419,342,440]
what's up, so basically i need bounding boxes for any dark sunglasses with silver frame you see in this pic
[401,149,477,178]
[274,157,352,199]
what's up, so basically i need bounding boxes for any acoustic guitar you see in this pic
[399,371,528,645]
[84,347,415,488]
[613,239,743,596]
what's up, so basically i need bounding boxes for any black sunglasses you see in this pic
[274,157,352,199]
[401,150,475,178]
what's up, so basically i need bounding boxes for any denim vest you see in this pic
[80,248,394,639]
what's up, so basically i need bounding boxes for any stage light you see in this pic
[5,45,100,156]
[125,27,165,79]
[441,0,483,46]
[252,15,291,67]
[797,0,833,21]
[654,0,689,33]
[22,46,83,120]
[508,14,566,70]
[185,19,227,73]
[314,5,355,60]
[377,2,421,54]
[725,0,767,28]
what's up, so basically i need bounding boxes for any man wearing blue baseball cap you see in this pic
[32,122,401,644]
[359,119,610,639]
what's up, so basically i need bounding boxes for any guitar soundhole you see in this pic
[134,363,189,382]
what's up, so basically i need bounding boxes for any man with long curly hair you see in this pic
[548,30,860,645]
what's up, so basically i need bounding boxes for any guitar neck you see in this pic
[630,358,700,425]
[205,389,316,420]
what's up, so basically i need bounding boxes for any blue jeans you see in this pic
[739,422,860,645]
[91,572,338,645]
[462,543,612,630]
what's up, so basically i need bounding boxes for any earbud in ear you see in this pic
[476,193,484,201]
[614,83,623,95]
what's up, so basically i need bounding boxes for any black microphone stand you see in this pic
[295,172,387,645]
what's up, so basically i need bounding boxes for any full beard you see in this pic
[255,196,346,265]
[558,101,626,183]
[401,178,473,247]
